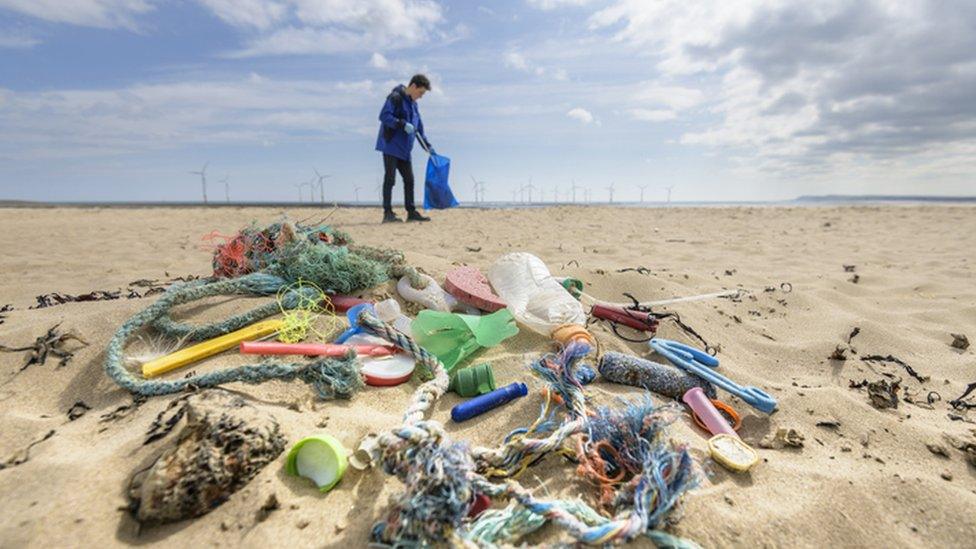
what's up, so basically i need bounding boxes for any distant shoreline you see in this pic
[0,195,974,209]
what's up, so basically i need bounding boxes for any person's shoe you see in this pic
[406,211,431,222]
[382,212,403,223]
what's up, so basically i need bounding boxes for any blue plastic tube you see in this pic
[451,382,528,422]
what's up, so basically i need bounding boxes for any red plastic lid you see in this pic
[361,353,415,387]
[364,371,414,386]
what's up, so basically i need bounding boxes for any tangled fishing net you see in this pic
[104,218,700,546]
[105,220,415,397]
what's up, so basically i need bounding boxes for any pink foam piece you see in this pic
[444,266,507,312]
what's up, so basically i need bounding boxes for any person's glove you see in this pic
[404,122,415,135]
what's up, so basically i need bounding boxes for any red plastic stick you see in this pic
[240,341,393,357]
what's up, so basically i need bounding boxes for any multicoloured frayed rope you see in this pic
[357,312,701,547]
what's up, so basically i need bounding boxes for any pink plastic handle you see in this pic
[682,387,737,437]
[240,341,393,357]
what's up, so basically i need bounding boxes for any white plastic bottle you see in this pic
[374,298,414,334]
[486,252,586,336]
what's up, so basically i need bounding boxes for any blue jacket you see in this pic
[375,85,429,161]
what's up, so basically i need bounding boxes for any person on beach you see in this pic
[375,74,433,223]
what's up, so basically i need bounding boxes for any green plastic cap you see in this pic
[449,362,496,397]
[285,434,348,492]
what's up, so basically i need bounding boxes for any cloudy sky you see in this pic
[1,0,974,203]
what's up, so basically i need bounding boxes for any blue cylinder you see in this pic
[451,382,528,422]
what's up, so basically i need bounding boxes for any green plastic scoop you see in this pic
[411,308,518,373]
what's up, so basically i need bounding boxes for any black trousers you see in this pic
[382,153,416,213]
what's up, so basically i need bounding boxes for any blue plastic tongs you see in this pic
[649,338,778,414]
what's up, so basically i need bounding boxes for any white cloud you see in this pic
[566,107,594,124]
[197,0,286,30]
[504,49,570,82]
[629,108,676,122]
[208,0,447,57]
[527,0,597,10]
[0,29,40,49]
[0,76,380,160]
[587,0,976,175]
[335,79,373,94]
[504,51,529,71]
[631,83,704,111]
[0,0,153,30]
[369,52,389,69]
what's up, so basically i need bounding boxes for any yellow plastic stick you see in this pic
[142,319,285,378]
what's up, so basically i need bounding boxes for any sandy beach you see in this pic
[0,204,974,548]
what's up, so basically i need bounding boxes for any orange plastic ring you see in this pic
[691,398,741,432]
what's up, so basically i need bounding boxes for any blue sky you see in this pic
[1,0,974,203]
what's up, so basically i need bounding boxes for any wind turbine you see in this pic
[523,177,535,203]
[189,162,209,204]
[313,168,331,204]
[664,185,675,205]
[354,186,363,203]
[584,187,591,203]
[470,175,487,203]
[637,184,648,203]
[511,188,518,203]
[606,181,615,204]
[571,179,584,203]
[221,174,230,203]
[294,181,310,202]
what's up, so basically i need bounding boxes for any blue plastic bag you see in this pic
[423,151,459,209]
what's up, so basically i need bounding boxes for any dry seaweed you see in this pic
[861,354,929,383]
[67,401,91,421]
[0,430,56,471]
[829,345,848,361]
[949,382,976,410]
[31,290,121,309]
[99,395,148,423]
[950,333,970,350]
[143,395,192,445]
[0,304,12,325]
[0,323,88,370]
[850,378,900,409]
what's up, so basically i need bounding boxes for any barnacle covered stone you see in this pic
[128,390,285,524]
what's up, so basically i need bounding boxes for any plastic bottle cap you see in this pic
[285,434,348,492]
[449,363,496,396]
